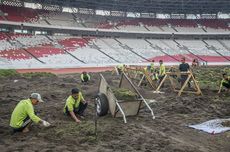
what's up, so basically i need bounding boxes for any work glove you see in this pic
[41,120,51,127]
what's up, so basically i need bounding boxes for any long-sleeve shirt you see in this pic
[150,63,154,71]
[159,64,166,76]
[10,99,41,128]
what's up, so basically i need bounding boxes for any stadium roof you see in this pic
[22,0,230,14]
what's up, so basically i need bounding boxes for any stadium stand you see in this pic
[0,5,229,33]
[0,30,229,68]
[0,4,229,68]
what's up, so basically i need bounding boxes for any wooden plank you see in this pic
[155,74,167,91]
[178,74,192,96]
[191,73,203,95]
[155,71,202,96]
[138,75,145,86]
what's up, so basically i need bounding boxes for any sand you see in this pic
[0,70,230,152]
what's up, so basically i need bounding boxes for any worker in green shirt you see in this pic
[150,59,155,73]
[10,93,51,133]
[117,64,125,75]
[81,71,90,83]
[158,60,166,87]
[64,88,88,123]
[218,73,230,94]
[152,69,159,81]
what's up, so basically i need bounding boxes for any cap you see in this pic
[71,88,79,94]
[30,93,44,103]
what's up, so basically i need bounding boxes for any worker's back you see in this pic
[179,63,190,72]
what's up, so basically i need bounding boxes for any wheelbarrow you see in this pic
[95,72,155,123]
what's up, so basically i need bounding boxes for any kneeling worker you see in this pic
[218,73,230,94]
[64,88,88,123]
[10,93,51,133]
[81,71,90,83]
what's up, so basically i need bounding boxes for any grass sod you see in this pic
[41,121,97,142]
[0,69,56,78]
[112,88,137,100]
[0,69,19,77]
[22,72,56,78]
[0,67,229,91]
[193,66,230,90]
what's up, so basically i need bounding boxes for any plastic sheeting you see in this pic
[189,118,230,134]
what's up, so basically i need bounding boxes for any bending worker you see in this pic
[10,93,51,133]
[147,59,155,73]
[81,71,90,83]
[116,64,125,75]
[218,73,230,94]
[64,88,88,123]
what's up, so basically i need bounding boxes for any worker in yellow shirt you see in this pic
[152,69,159,81]
[158,60,166,87]
[81,71,90,83]
[148,60,158,81]
[10,93,50,133]
[150,59,155,73]
[64,88,88,123]
[116,64,125,75]
[218,73,230,94]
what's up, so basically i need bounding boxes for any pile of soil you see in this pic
[0,68,230,152]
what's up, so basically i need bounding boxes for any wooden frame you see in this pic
[124,66,157,89]
[155,71,202,96]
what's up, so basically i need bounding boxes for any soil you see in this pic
[0,69,230,152]
[222,121,230,127]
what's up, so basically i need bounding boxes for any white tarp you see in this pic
[189,118,230,134]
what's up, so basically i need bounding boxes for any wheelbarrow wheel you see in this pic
[96,93,109,116]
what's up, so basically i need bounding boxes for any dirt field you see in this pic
[0,68,230,152]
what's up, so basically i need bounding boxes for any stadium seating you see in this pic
[0,5,38,22]
[118,38,164,60]
[1,5,229,33]
[221,40,230,48]
[0,40,16,51]
[0,33,229,67]
[0,3,230,68]
[26,44,65,58]
[95,38,143,62]
[177,40,230,62]
[70,46,116,64]
[15,35,50,47]
[0,32,7,40]
[58,37,89,49]
[0,48,32,60]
